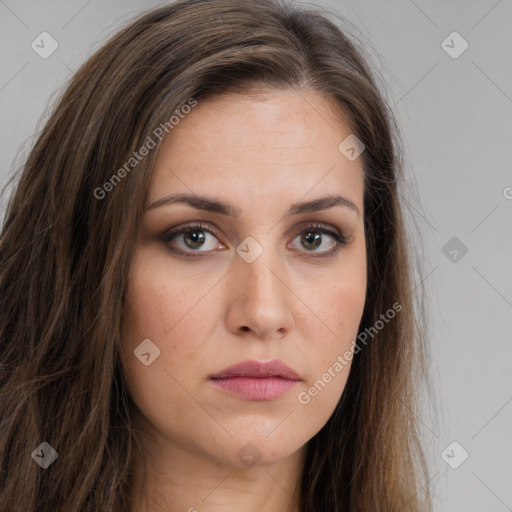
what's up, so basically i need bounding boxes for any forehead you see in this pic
[148,88,364,211]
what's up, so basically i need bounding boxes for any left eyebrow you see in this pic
[144,193,360,218]
[288,195,360,217]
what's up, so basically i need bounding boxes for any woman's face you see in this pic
[120,87,367,469]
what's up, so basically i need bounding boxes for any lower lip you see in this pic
[209,376,299,400]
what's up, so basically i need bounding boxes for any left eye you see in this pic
[159,222,347,258]
[290,228,344,254]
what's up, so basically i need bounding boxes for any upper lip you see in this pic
[210,359,301,380]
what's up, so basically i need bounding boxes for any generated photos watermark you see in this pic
[94,97,198,200]
[297,301,402,404]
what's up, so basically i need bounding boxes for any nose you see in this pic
[225,246,294,341]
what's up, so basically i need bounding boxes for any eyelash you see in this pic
[158,221,348,259]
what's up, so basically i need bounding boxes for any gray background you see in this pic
[1,1,511,510]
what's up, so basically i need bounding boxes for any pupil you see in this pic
[303,232,321,249]
[185,230,205,248]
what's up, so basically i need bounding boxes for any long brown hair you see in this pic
[0,0,433,510]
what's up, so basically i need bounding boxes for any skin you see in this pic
[120,87,367,512]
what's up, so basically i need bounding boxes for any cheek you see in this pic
[123,244,213,342]
[119,248,218,398]
[298,259,366,401]
[312,262,366,349]
[329,279,366,340]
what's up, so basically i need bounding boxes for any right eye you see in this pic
[159,222,227,258]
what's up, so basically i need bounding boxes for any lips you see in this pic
[209,360,301,400]
[209,359,301,380]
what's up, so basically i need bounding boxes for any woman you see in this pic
[0,0,433,510]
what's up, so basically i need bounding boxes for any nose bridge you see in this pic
[237,238,282,304]
[228,236,293,337]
